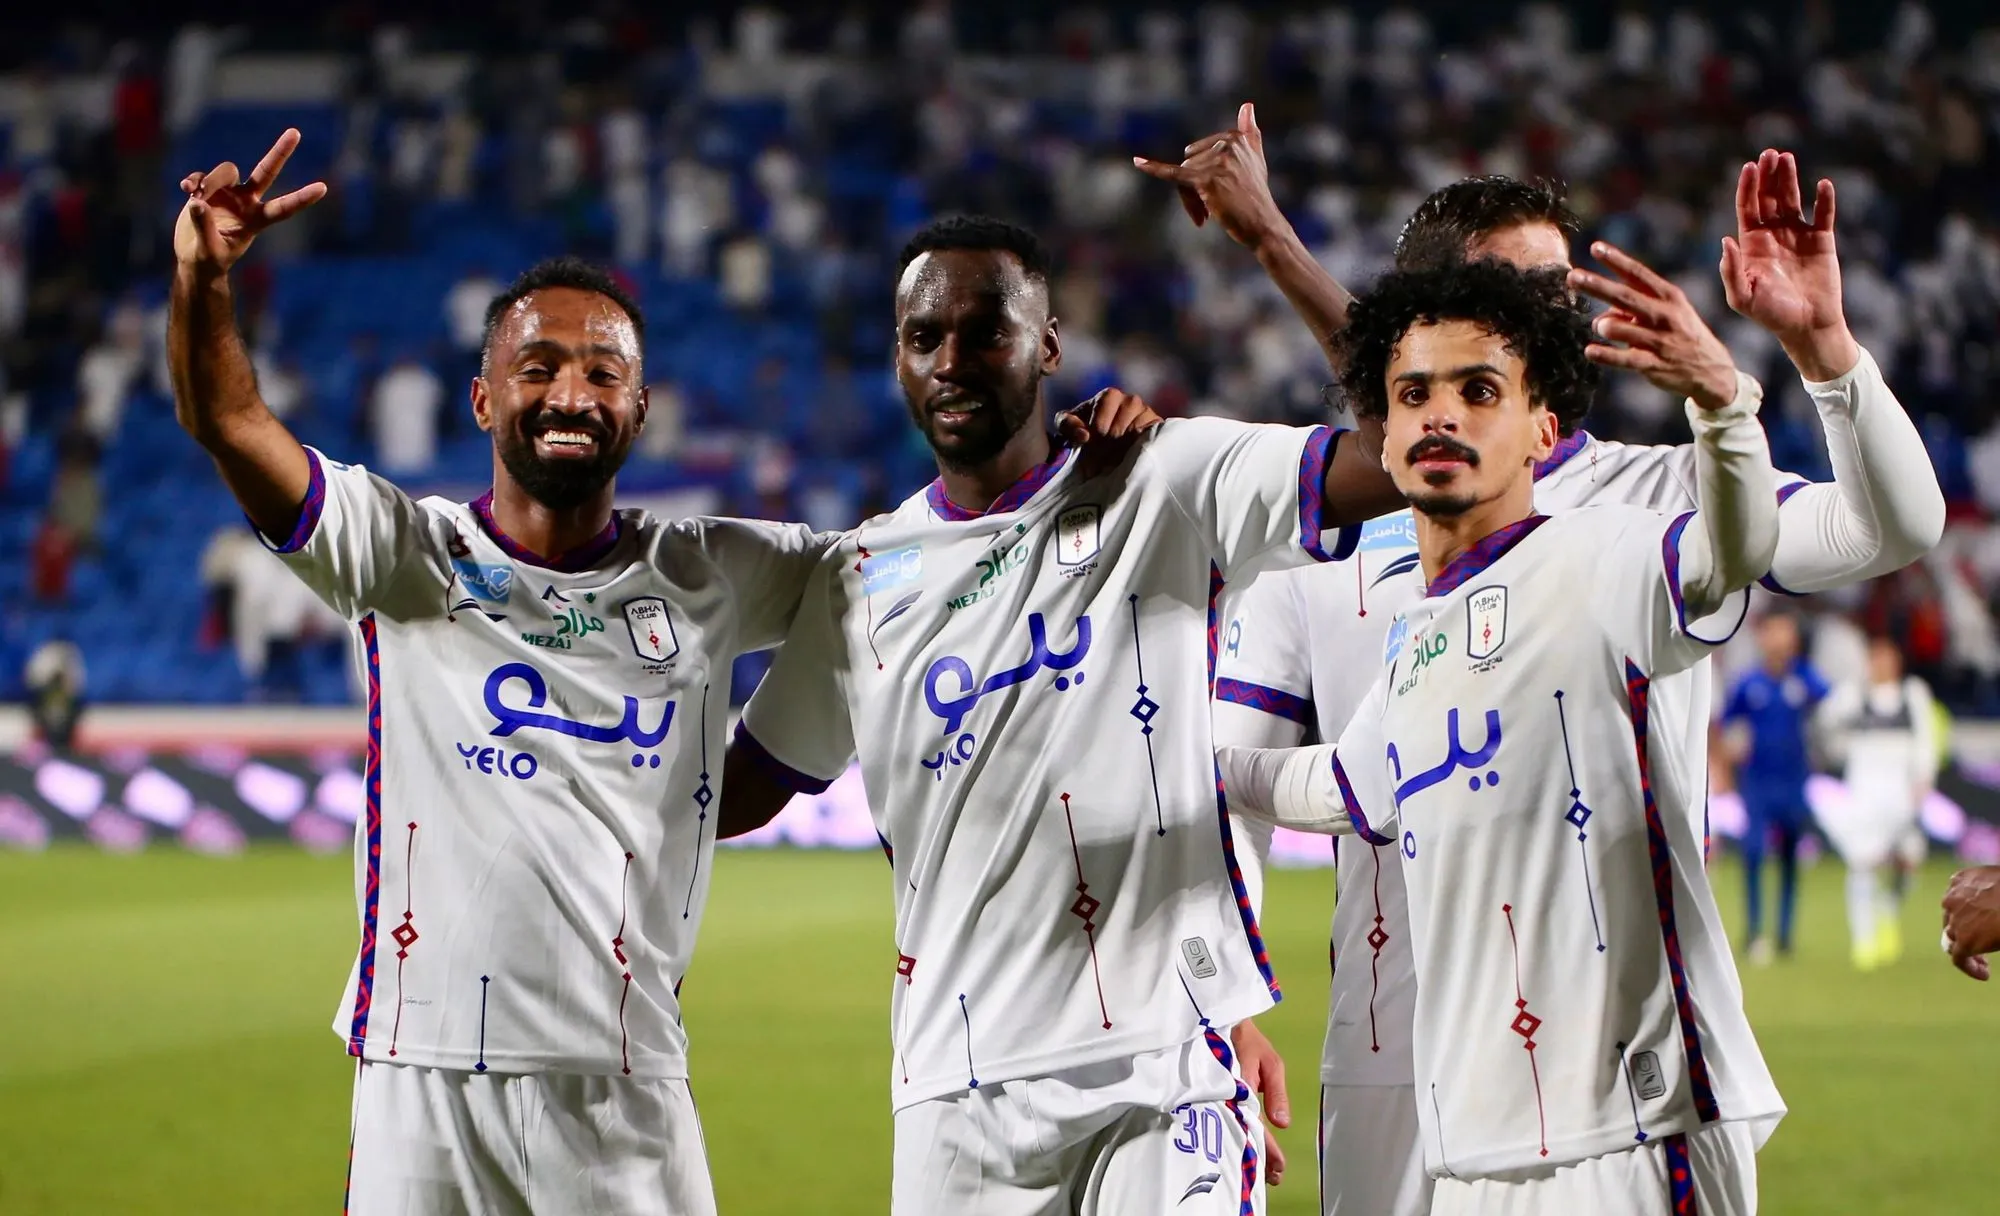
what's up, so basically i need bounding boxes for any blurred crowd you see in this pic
[6,1,2000,706]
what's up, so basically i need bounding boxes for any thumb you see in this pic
[1238,101,1257,135]
[1719,237,1748,312]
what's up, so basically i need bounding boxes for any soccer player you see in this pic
[718,214,1403,1214]
[1814,634,1938,969]
[1142,114,1943,1215]
[1722,612,1831,962]
[1220,258,1786,1213]
[167,130,839,1214]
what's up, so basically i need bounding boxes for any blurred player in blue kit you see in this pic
[1723,612,1831,963]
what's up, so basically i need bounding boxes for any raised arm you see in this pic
[167,129,327,542]
[1134,103,1353,370]
[1721,150,1944,591]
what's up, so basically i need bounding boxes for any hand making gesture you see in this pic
[1721,148,1860,382]
[174,127,328,278]
[1568,242,1744,412]
[1132,102,1292,254]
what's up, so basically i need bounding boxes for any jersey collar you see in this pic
[1423,514,1549,599]
[1533,430,1592,480]
[469,491,624,573]
[925,441,1074,522]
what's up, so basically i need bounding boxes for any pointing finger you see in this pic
[247,128,302,195]
[1734,162,1757,233]
[1132,156,1187,182]
[1567,268,1667,323]
[261,181,329,223]
[1756,149,1780,227]
[1589,242,1678,301]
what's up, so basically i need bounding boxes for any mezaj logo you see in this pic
[1359,512,1418,553]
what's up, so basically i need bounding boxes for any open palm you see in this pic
[1721,149,1842,341]
[174,128,327,274]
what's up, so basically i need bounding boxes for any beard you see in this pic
[1402,433,1483,518]
[910,384,1042,473]
[495,415,630,511]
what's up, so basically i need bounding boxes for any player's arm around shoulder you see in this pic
[717,543,858,839]
[672,517,845,653]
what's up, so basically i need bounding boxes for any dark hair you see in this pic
[1394,176,1581,272]
[481,257,646,372]
[1333,261,1598,435]
[896,215,1053,283]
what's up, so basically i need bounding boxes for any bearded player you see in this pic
[718,215,1405,1214]
[167,130,849,1215]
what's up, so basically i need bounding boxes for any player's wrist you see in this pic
[1246,211,1304,259]
[1780,323,1860,385]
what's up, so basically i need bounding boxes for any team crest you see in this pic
[1466,586,1508,661]
[1055,505,1102,576]
[622,596,680,666]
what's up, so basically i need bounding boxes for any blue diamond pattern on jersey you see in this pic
[695,773,713,810]
[1565,795,1591,831]
[1131,684,1161,735]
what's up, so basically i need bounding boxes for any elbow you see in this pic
[1883,479,1948,569]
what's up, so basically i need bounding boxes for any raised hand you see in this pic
[1568,241,1740,411]
[1132,103,1291,253]
[174,128,328,277]
[1720,149,1858,381]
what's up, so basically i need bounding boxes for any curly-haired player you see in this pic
[1332,262,1599,442]
[1142,119,1942,1216]
[1220,256,1789,1214]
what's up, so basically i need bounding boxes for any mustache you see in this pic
[1405,435,1481,466]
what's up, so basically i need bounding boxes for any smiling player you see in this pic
[168,130,835,1215]
[719,215,1404,1215]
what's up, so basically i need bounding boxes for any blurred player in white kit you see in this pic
[167,130,841,1215]
[1139,108,1944,1215]
[1222,257,1787,1213]
[1815,634,1939,970]
[719,214,1407,1215]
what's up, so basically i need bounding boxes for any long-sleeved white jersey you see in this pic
[738,418,1357,1109]
[1212,347,1940,1089]
[269,447,828,1078]
[1231,502,1788,1179]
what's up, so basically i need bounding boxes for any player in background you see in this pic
[1138,112,1944,1214]
[717,215,1403,1215]
[1220,259,1785,1214]
[1813,634,1938,970]
[1722,612,1831,963]
[167,130,848,1215]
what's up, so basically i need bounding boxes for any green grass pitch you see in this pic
[1,846,1994,1214]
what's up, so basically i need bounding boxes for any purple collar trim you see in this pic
[1424,514,1550,599]
[469,492,624,572]
[926,442,1074,522]
[1533,430,1591,480]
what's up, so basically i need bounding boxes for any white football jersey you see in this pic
[269,448,827,1078]
[739,417,1355,1109]
[1330,506,1783,1179]
[1213,432,1803,1088]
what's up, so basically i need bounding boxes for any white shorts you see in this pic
[1428,1122,1757,1216]
[1318,1084,1430,1216]
[344,1060,717,1216]
[892,1032,1266,1216]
